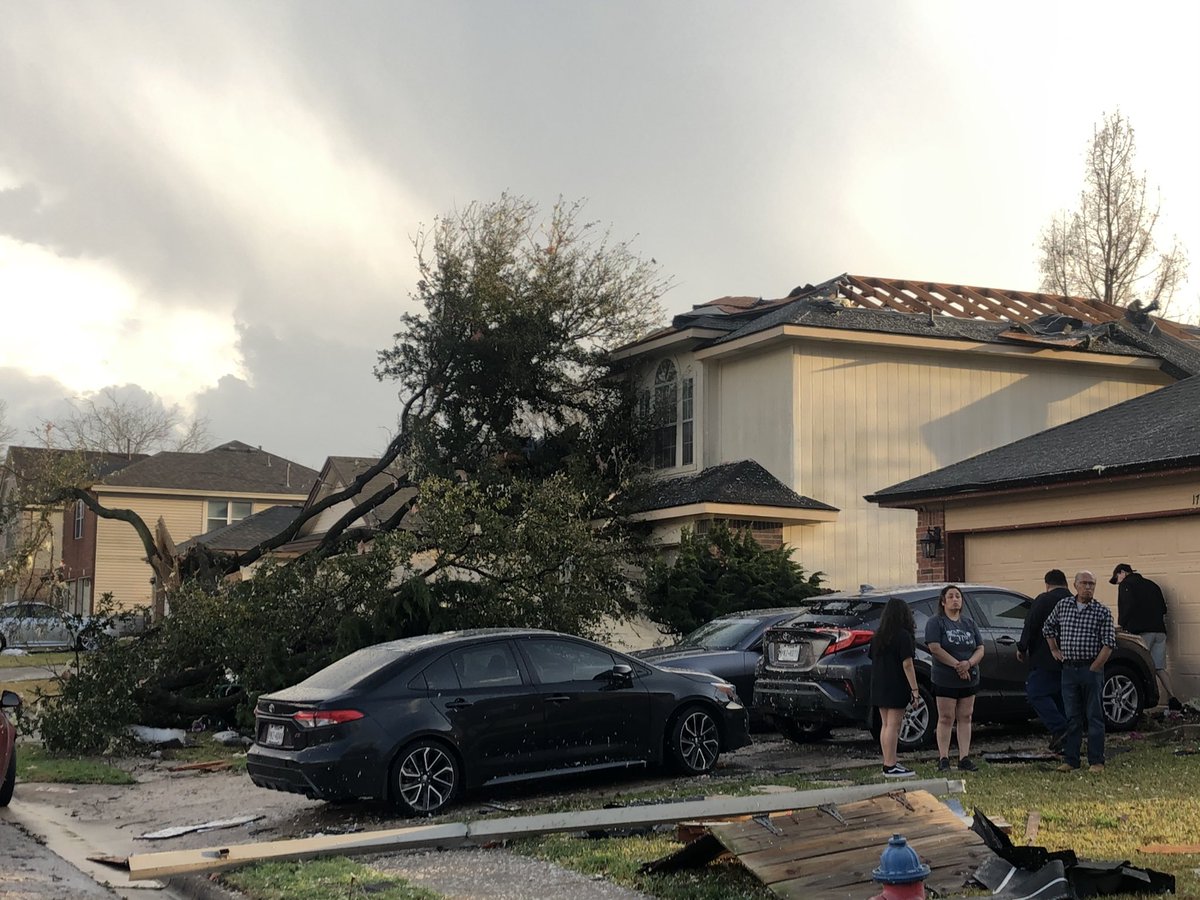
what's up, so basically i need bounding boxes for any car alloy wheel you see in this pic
[671,706,720,774]
[898,691,933,749]
[393,741,458,816]
[1102,668,1142,730]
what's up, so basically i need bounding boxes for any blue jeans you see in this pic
[1026,667,1067,737]
[1061,665,1105,767]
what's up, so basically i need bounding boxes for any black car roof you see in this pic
[817,583,1026,603]
[714,608,806,619]
[372,628,569,656]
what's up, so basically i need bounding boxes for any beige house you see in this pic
[868,374,1200,698]
[615,274,1200,592]
[1,447,144,611]
[66,441,318,613]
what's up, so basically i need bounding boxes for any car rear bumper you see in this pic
[246,743,383,802]
[753,674,864,726]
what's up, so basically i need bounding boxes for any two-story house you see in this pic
[64,441,318,613]
[615,274,1199,592]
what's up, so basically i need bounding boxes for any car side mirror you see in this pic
[596,664,634,685]
[1,689,21,710]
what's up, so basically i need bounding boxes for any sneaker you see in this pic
[1089,763,1105,773]
[1169,697,1184,712]
[937,756,951,772]
[883,764,916,778]
[1056,763,1079,773]
[957,757,979,772]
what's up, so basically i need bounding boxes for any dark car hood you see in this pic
[654,665,730,686]
[634,646,743,667]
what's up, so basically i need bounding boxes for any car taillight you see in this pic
[292,709,364,729]
[817,628,874,657]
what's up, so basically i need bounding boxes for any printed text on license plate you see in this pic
[266,724,285,746]
[778,644,800,662]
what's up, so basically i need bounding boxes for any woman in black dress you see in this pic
[870,597,921,778]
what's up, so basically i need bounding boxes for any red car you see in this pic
[1,689,21,806]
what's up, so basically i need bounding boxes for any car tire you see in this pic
[870,684,936,751]
[0,634,6,653]
[667,704,722,775]
[389,739,460,817]
[1102,665,1144,731]
[775,716,833,744]
[0,750,14,807]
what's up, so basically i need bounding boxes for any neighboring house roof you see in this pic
[176,505,302,553]
[628,273,1200,377]
[304,455,417,529]
[99,441,318,494]
[3,446,147,487]
[633,460,838,514]
[866,375,1200,504]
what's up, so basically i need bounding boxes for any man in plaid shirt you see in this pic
[1043,570,1117,772]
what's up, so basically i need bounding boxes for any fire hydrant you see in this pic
[869,833,931,900]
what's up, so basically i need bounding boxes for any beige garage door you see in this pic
[964,516,1200,699]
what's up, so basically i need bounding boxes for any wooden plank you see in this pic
[1025,810,1041,844]
[127,779,963,880]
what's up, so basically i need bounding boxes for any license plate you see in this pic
[777,644,800,662]
[265,724,285,746]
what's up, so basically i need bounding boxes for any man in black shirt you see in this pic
[1018,569,1071,750]
[1112,563,1181,712]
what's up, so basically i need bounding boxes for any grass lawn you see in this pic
[16,743,136,785]
[519,733,1199,899]
[221,858,438,900]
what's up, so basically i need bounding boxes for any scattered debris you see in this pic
[0,647,29,656]
[971,811,1174,896]
[982,751,1060,764]
[480,801,519,813]
[212,730,249,747]
[643,790,995,898]
[128,725,189,748]
[138,816,263,841]
[1024,810,1041,844]
[1139,843,1200,855]
[127,779,965,880]
[167,760,235,773]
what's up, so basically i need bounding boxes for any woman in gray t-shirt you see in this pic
[924,585,984,772]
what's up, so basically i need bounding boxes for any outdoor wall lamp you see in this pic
[918,526,943,559]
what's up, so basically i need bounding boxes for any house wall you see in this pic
[775,339,1170,592]
[933,472,1200,699]
[0,507,64,603]
[93,493,291,610]
[705,345,794,478]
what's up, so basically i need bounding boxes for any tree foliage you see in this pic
[1039,110,1188,310]
[642,522,827,637]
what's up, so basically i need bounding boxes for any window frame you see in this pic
[73,498,85,540]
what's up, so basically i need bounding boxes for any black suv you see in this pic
[753,584,1159,751]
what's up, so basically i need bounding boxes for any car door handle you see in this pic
[444,698,473,711]
[996,636,1017,645]
[544,694,571,703]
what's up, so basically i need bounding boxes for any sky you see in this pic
[1,1,1198,469]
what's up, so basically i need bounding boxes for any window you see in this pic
[74,499,85,540]
[968,591,1029,629]
[522,639,616,684]
[652,360,678,469]
[451,643,523,688]
[206,500,253,532]
[412,654,460,692]
[681,377,694,465]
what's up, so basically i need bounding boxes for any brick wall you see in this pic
[916,506,946,583]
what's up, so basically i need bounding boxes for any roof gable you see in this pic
[633,460,837,514]
[99,443,318,494]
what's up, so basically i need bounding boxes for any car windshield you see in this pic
[785,598,886,625]
[679,618,761,650]
[295,646,405,690]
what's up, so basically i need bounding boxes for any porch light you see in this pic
[918,526,942,560]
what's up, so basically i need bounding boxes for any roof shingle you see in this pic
[633,460,837,513]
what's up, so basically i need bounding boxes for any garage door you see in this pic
[964,516,1200,699]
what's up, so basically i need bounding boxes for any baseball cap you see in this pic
[1109,563,1134,585]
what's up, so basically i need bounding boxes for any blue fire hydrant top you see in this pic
[872,833,932,885]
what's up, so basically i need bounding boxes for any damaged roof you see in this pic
[867,375,1200,504]
[632,460,837,513]
[176,505,303,553]
[655,274,1200,377]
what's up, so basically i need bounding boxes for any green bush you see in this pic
[642,521,827,636]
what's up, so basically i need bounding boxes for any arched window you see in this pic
[652,360,678,469]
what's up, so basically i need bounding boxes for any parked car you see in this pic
[754,583,1159,751]
[247,628,751,816]
[0,602,146,652]
[632,608,805,719]
[1,689,21,806]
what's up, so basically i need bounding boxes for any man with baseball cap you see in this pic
[1111,563,1182,712]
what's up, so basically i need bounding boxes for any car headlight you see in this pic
[713,682,738,703]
